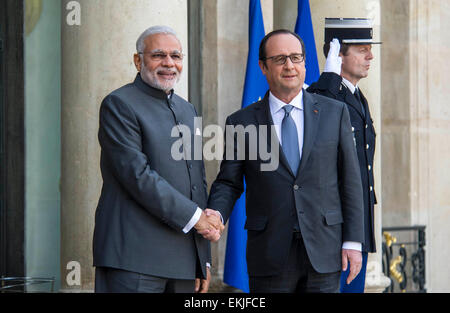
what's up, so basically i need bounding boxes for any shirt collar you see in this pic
[269,89,304,114]
[341,77,358,94]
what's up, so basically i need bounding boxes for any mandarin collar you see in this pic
[134,73,174,100]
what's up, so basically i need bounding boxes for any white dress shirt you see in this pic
[269,91,304,160]
[342,77,357,94]
[268,90,361,252]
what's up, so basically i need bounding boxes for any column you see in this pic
[380,0,450,292]
[60,0,188,292]
[406,0,450,292]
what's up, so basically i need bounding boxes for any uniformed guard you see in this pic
[308,18,382,293]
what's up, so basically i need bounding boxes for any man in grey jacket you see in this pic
[207,29,364,293]
[93,26,223,293]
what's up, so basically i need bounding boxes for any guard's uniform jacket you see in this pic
[308,72,377,253]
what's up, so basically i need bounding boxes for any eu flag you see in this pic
[223,0,268,293]
[294,0,319,86]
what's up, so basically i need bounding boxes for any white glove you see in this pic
[323,38,342,75]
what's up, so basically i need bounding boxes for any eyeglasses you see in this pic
[264,53,304,65]
[138,52,184,63]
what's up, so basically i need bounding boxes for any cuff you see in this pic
[342,241,362,251]
[182,207,202,233]
[216,211,224,225]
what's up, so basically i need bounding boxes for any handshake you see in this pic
[194,209,225,242]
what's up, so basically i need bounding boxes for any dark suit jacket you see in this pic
[208,90,364,276]
[308,72,377,252]
[93,74,210,280]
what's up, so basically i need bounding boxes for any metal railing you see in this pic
[381,226,426,293]
[0,276,55,293]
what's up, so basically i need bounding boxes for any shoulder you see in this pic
[306,90,345,109]
[226,100,263,124]
[99,82,148,122]
[102,82,139,107]
[109,81,139,98]
[307,72,343,97]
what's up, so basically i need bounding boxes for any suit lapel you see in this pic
[297,91,320,177]
[254,93,295,179]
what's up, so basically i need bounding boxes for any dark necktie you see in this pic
[281,105,300,175]
[354,88,366,117]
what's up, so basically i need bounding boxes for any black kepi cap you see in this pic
[324,18,382,44]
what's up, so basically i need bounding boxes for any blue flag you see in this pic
[294,0,319,86]
[223,0,268,293]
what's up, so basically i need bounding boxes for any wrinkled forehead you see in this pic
[265,33,303,56]
[143,33,182,52]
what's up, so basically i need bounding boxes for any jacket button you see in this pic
[370,186,373,191]
[293,185,299,190]
[366,144,369,150]
[192,185,197,191]
[368,165,371,171]
[189,163,193,169]
[366,124,368,129]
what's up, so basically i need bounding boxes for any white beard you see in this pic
[140,60,181,93]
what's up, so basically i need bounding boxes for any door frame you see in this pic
[0,0,25,279]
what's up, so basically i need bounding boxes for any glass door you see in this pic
[24,0,61,292]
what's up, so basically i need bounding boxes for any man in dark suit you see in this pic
[207,29,364,293]
[307,18,381,293]
[93,25,223,293]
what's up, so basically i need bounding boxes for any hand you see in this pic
[196,209,224,242]
[194,209,224,242]
[199,209,225,242]
[205,209,225,235]
[341,248,362,284]
[195,266,211,293]
[324,38,342,75]
[198,226,221,242]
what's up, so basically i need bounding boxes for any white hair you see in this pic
[136,25,180,53]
